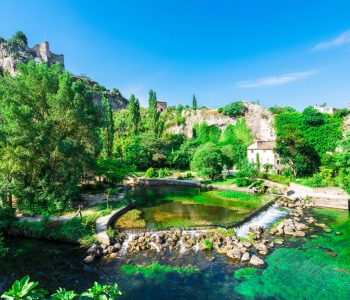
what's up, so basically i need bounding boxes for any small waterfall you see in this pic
[150,242,161,252]
[234,204,288,238]
[119,233,135,256]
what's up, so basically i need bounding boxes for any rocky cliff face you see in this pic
[167,102,276,142]
[92,90,128,111]
[0,39,64,75]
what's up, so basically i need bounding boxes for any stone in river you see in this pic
[249,255,265,266]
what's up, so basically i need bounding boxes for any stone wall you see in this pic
[126,177,202,187]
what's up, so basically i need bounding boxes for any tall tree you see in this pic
[147,90,163,137]
[100,95,114,158]
[127,94,140,134]
[192,94,197,110]
[0,62,100,213]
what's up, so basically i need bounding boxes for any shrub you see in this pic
[158,169,168,178]
[218,101,247,117]
[235,177,252,187]
[0,207,16,232]
[145,167,157,178]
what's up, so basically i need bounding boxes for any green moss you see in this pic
[234,268,259,280]
[120,262,199,281]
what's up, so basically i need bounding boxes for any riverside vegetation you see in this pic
[1,32,350,299]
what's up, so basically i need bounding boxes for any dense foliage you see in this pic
[0,62,101,213]
[274,107,344,177]
[218,101,247,117]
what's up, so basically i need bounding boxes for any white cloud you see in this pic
[312,29,350,51]
[236,71,315,88]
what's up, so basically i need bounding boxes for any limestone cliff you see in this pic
[167,101,276,142]
[0,37,64,75]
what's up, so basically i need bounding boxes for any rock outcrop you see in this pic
[167,101,276,142]
[0,37,64,75]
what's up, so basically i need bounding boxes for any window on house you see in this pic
[277,160,280,164]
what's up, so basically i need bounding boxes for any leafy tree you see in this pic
[173,139,200,169]
[100,95,114,158]
[191,143,223,179]
[0,62,100,213]
[147,90,163,137]
[194,123,221,144]
[96,158,135,184]
[127,94,141,134]
[192,94,197,110]
[7,31,28,48]
[275,126,319,177]
[218,101,246,117]
[303,107,325,126]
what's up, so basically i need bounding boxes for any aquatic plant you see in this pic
[203,239,213,250]
[121,262,198,281]
[50,288,78,300]
[234,268,259,280]
[235,209,350,299]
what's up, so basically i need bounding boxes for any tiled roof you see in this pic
[247,141,276,150]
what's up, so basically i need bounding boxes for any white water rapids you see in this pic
[234,204,288,238]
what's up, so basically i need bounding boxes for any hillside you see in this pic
[167,101,275,142]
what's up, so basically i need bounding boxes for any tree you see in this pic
[127,94,140,134]
[191,143,223,179]
[96,158,135,185]
[192,94,197,110]
[275,126,320,177]
[100,95,114,158]
[147,89,163,137]
[0,62,100,213]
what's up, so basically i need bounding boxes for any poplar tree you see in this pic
[127,94,141,134]
[192,94,197,110]
[101,95,114,158]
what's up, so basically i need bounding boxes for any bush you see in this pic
[218,101,247,117]
[158,169,168,178]
[235,177,252,187]
[145,167,157,178]
[0,207,16,232]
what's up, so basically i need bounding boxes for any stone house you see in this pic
[156,101,167,112]
[247,141,282,174]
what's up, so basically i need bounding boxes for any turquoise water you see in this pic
[1,201,349,299]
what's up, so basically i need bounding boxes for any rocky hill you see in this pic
[0,33,64,75]
[0,32,128,111]
[167,102,276,142]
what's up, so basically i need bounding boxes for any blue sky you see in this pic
[1,0,350,109]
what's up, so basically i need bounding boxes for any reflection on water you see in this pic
[123,186,261,228]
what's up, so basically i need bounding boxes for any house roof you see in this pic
[247,141,276,150]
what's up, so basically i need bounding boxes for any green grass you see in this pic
[120,262,199,281]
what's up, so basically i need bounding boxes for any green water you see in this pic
[234,208,350,299]
[1,199,349,299]
[122,186,270,228]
